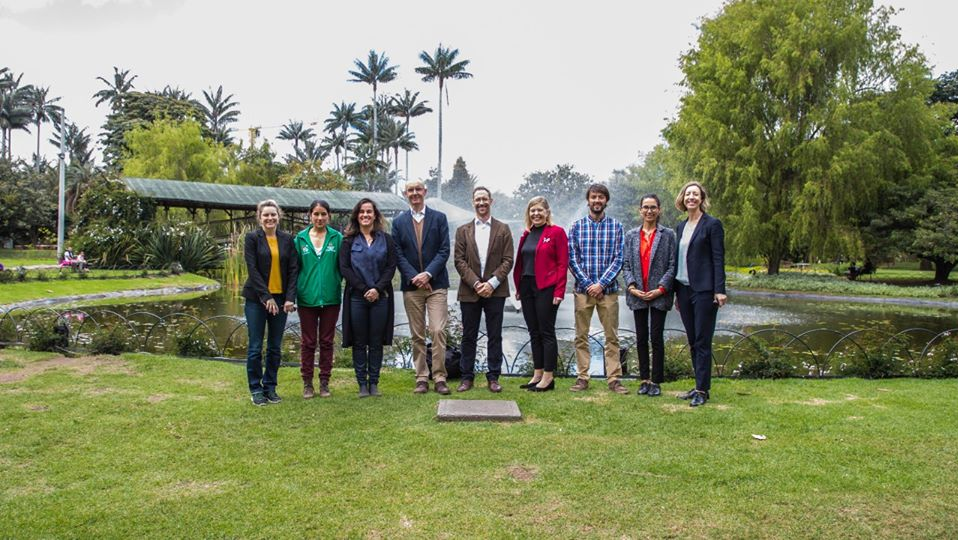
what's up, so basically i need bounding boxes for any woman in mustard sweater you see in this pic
[242,200,298,406]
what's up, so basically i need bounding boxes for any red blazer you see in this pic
[512,225,569,300]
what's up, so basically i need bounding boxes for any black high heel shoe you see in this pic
[529,380,555,392]
[519,380,541,389]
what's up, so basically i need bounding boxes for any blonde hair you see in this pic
[524,196,554,230]
[674,181,711,212]
[256,199,283,221]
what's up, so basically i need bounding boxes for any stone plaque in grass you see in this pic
[436,399,522,422]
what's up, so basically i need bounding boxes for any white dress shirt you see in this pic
[473,217,500,290]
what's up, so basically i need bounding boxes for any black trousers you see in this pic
[633,307,667,383]
[519,276,558,372]
[675,283,718,392]
[460,296,506,381]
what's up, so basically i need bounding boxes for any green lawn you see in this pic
[0,249,58,268]
[1,349,956,538]
[0,273,218,305]
[729,271,958,299]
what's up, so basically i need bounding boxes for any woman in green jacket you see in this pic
[294,200,343,399]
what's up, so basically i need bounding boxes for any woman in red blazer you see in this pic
[513,196,569,392]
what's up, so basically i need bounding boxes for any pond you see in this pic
[61,285,957,377]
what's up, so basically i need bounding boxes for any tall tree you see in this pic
[121,118,227,183]
[28,86,63,171]
[416,44,472,200]
[348,50,398,169]
[99,90,207,168]
[92,66,137,110]
[665,0,939,273]
[277,120,316,157]
[0,71,34,160]
[443,156,476,207]
[389,89,432,183]
[514,164,594,222]
[200,85,240,145]
[323,101,360,171]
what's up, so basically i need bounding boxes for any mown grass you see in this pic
[729,272,958,299]
[1,349,956,538]
[0,274,218,305]
[0,249,58,268]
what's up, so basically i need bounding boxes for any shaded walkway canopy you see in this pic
[121,177,408,216]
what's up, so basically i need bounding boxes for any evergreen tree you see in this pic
[442,156,476,207]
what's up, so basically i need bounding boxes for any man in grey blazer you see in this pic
[453,187,515,392]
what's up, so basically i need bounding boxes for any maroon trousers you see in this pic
[298,304,340,384]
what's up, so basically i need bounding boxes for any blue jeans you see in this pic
[245,295,288,394]
[350,294,388,385]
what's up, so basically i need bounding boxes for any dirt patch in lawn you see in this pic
[505,465,538,482]
[0,355,132,384]
[157,480,230,499]
[147,394,173,404]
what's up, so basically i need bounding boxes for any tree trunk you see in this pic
[436,80,444,200]
[36,122,42,172]
[933,260,955,284]
[767,248,783,275]
[404,118,411,187]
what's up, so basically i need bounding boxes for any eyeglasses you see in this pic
[640,206,659,212]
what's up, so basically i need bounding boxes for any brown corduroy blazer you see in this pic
[454,217,515,302]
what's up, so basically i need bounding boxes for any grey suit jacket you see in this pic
[622,224,677,312]
[454,217,515,302]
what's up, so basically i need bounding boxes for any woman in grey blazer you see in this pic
[623,194,677,397]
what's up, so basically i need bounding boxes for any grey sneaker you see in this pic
[303,385,315,400]
[264,389,282,404]
[251,392,267,406]
[369,383,381,397]
[358,383,370,398]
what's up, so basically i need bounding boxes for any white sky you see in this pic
[3,0,957,195]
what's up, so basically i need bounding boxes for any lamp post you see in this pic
[57,112,66,260]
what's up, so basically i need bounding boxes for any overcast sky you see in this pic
[3,0,957,195]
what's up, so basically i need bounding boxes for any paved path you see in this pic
[1,283,221,311]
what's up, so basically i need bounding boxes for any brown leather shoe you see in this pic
[608,380,630,395]
[435,381,451,395]
[303,385,315,400]
[318,382,331,398]
[457,380,473,392]
[488,380,502,393]
[413,381,429,394]
[569,378,589,392]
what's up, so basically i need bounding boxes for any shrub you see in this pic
[36,271,48,282]
[89,330,130,355]
[134,223,224,273]
[838,351,901,379]
[15,266,27,282]
[913,336,958,378]
[0,270,14,284]
[735,342,799,379]
[175,332,218,357]
[663,345,695,382]
[28,320,69,352]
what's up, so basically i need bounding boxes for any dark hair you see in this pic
[472,186,492,198]
[345,198,386,237]
[639,193,662,224]
[586,183,610,201]
[308,199,331,214]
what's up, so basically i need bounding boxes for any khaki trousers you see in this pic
[404,288,449,382]
[573,292,622,382]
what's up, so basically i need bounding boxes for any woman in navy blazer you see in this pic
[672,182,726,407]
[512,196,569,392]
[242,199,299,406]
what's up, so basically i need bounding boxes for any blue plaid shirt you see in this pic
[568,214,624,294]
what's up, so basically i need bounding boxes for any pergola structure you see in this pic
[121,177,409,231]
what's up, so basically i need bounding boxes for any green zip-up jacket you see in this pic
[294,225,343,307]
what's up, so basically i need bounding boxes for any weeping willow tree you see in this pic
[666,0,940,273]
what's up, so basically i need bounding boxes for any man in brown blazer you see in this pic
[454,186,515,392]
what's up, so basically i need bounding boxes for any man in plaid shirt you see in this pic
[568,183,629,394]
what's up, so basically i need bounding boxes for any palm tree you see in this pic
[343,142,388,181]
[28,86,63,171]
[323,102,360,170]
[293,139,329,165]
[93,66,137,110]
[415,44,473,199]
[348,50,398,163]
[49,121,97,211]
[200,85,240,145]
[389,89,432,183]
[0,72,34,160]
[159,85,193,102]
[278,120,316,156]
